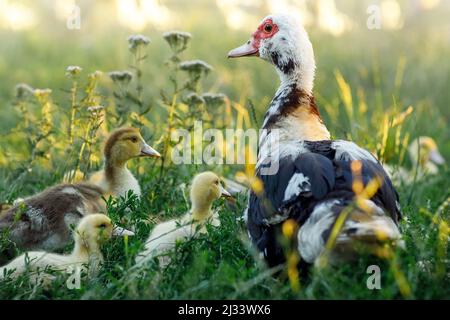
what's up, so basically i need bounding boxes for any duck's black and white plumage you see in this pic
[229,14,402,267]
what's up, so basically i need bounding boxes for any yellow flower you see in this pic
[33,88,52,99]
[88,70,103,80]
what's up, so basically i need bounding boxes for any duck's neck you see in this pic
[72,238,103,263]
[261,69,330,142]
[414,161,438,175]
[191,200,213,222]
[105,159,128,179]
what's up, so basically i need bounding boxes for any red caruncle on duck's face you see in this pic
[251,18,279,50]
[228,18,279,58]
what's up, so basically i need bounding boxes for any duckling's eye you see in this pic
[214,180,220,185]
[130,136,138,143]
[98,223,107,229]
[264,24,273,33]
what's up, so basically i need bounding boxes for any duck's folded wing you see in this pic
[0,207,50,249]
[331,142,401,222]
[247,141,401,265]
[249,152,336,225]
[247,152,336,263]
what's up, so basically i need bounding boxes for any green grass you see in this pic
[0,1,449,299]
[1,169,448,299]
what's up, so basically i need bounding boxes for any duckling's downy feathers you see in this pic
[0,183,104,253]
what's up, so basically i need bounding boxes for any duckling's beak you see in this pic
[222,189,236,205]
[140,143,161,158]
[112,226,135,237]
[429,149,445,165]
[220,185,234,200]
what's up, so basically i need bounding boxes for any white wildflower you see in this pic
[87,105,105,113]
[184,93,205,106]
[65,66,82,78]
[108,71,133,84]
[202,93,227,107]
[128,34,150,52]
[15,83,34,99]
[163,31,192,53]
[179,60,213,75]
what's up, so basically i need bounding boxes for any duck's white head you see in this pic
[190,172,232,216]
[228,14,315,92]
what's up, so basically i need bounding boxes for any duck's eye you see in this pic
[98,223,107,229]
[214,180,220,185]
[130,136,138,143]
[264,24,273,33]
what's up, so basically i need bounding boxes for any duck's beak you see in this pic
[429,149,445,165]
[228,39,259,58]
[112,226,135,237]
[140,143,161,158]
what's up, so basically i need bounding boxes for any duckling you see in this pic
[0,183,105,258]
[385,136,445,184]
[409,137,445,174]
[0,214,132,284]
[0,203,12,214]
[89,127,160,198]
[135,172,232,266]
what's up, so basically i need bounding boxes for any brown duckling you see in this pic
[89,127,160,198]
[0,183,105,258]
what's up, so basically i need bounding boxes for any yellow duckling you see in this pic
[385,136,445,184]
[409,137,445,174]
[135,172,232,266]
[0,183,105,258]
[89,127,160,198]
[0,214,133,284]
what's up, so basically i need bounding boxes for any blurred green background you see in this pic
[0,0,449,178]
[0,0,448,143]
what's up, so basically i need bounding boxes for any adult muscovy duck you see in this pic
[228,14,402,267]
